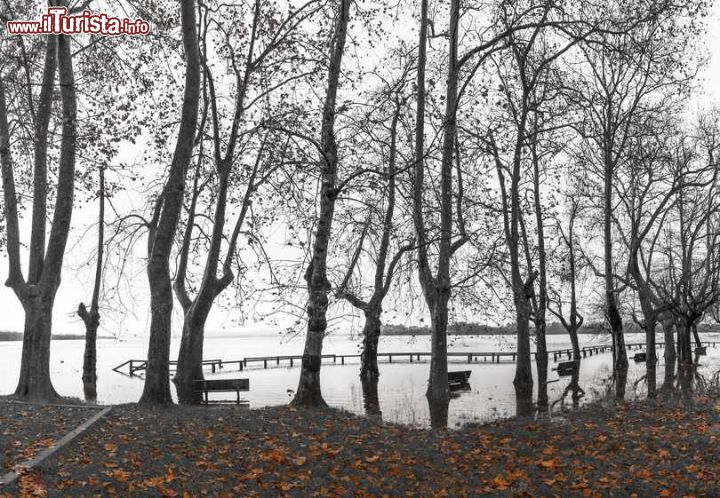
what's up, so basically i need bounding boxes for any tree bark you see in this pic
[174,301,211,404]
[16,298,58,400]
[292,0,350,407]
[360,309,382,382]
[691,323,701,350]
[140,0,201,405]
[361,376,381,417]
[661,314,676,362]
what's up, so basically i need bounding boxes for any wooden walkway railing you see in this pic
[112,341,718,376]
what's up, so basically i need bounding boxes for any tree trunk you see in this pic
[607,292,627,370]
[292,0,350,407]
[13,32,77,401]
[140,0,201,405]
[361,377,381,417]
[174,170,234,404]
[661,315,675,362]
[427,293,450,417]
[360,309,382,382]
[535,319,548,409]
[691,323,701,350]
[81,313,99,401]
[425,0,459,416]
[78,164,105,402]
[174,302,210,404]
[15,297,58,400]
[530,140,548,408]
[661,354,676,392]
[513,295,533,397]
[569,326,581,362]
[604,137,627,371]
[615,367,628,401]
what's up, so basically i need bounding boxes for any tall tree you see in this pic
[140,0,201,405]
[568,0,706,373]
[335,81,414,382]
[77,164,105,401]
[173,0,319,404]
[292,0,351,407]
[0,23,76,400]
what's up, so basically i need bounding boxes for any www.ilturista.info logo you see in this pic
[6,7,151,36]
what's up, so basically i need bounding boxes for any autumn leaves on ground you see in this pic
[2,394,720,497]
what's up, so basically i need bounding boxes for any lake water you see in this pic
[2,331,720,428]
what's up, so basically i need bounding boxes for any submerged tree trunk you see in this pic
[661,354,676,392]
[140,0,201,405]
[361,376,381,417]
[427,292,450,421]
[531,143,548,408]
[691,323,702,350]
[77,165,105,401]
[676,320,693,365]
[425,0,462,424]
[514,294,534,397]
[604,140,627,371]
[661,314,676,362]
[79,305,99,401]
[360,309,382,382]
[292,0,350,407]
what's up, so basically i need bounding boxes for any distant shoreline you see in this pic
[382,322,720,337]
[0,331,113,342]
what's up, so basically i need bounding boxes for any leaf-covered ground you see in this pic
[3,393,720,496]
[0,400,96,476]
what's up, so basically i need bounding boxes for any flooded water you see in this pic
[2,331,720,428]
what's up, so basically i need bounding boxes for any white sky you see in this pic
[1,4,720,338]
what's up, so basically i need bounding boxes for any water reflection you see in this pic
[427,396,449,429]
[646,363,657,398]
[615,368,628,401]
[551,360,584,409]
[661,355,676,392]
[361,377,381,418]
[515,392,534,417]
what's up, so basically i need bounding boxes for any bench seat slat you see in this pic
[194,378,249,391]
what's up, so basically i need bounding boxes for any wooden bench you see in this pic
[633,352,646,362]
[448,370,471,390]
[194,378,249,405]
[696,346,707,355]
[556,361,578,376]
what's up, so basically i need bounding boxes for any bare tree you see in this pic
[335,78,414,383]
[292,0,351,407]
[77,165,105,401]
[140,0,201,405]
[172,0,319,404]
[0,25,76,400]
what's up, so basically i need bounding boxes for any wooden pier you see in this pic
[112,341,717,376]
